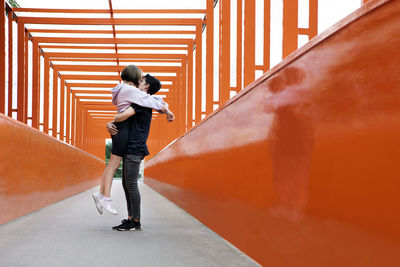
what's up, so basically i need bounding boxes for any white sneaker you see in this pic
[100,197,118,215]
[92,192,103,214]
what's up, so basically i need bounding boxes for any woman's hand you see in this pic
[166,111,175,122]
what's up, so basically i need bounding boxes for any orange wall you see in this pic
[0,113,105,225]
[144,0,400,266]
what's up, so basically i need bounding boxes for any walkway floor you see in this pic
[0,180,259,267]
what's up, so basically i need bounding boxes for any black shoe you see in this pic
[131,220,141,231]
[112,219,130,231]
[112,219,141,231]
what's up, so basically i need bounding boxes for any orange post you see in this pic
[71,93,76,145]
[309,0,318,38]
[17,21,25,122]
[0,0,5,113]
[60,78,65,141]
[43,55,49,133]
[205,0,214,115]
[66,85,71,143]
[236,0,243,91]
[24,30,28,123]
[32,42,39,128]
[243,0,255,87]
[195,22,202,124]
[187,42,194,128]
[220,0,231,104]
[283,0,298,57]
[264,1,271,72]
[7,11,12,117]
[52,68,58,138]
[182,57,188,131]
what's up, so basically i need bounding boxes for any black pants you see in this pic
[122,154,143,220]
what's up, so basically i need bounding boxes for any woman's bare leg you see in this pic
[99,154,122,197]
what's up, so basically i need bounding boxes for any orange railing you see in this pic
[0,113,104,225]
[144,0,400,266]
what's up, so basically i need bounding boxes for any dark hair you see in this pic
[144,74,162,95]
[121,65,142,87]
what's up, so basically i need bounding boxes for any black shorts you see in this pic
[111,120,130,157]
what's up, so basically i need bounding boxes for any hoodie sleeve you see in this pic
[121,87,165,110]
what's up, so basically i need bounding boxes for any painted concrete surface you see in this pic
[0,180,260,267]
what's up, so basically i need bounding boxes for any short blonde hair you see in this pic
[121,65,142,87]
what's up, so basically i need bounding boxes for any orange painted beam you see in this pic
[236,0,243,91]
[263,0,271,72]
[54,64,179,72]
[309,0,318,38]
[13,8,206,14]
[40,45,187,50]
[29,29,196,35]
[7,11,12,117]
[52,68,58,138]
[194,22,202,124]
[19,17,200,26]
[65,86,71,143]
[108,0,121,80]
[43,55,50,133]
[187,42,194,128]
[23,31,28,123]
[0,0,5,114]
[62,74,177,83]
[68,83,117,88]
[34,37,192,45]
[220,0,231,104]
[52,58,183,63]
[60,79,65,141]
[243,0,256,87]
[205,0,214,115]
[46,52,186,59]
[283,0,298,57]
[32,42,40,128]
[17,21,25,122]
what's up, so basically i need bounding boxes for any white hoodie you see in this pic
[111,83,165,113]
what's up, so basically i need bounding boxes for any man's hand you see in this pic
[166,111,175,122]
[106,121,118,135]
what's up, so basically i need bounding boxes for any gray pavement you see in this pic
[0,180,260,267]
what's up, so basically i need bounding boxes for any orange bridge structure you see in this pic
[1,0,399,266]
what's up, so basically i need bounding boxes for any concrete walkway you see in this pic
[0,180,260,267]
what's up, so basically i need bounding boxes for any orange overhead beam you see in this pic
[29,29,196,34]
[68,83,117,88]
[46,52,187,59]
[54,64,179,72]
[62,74,177,82]
[51,58,183,63]
[19,17,201,26]
[13,8,206,14]
[40,45,188,50]
[33,37,192,45]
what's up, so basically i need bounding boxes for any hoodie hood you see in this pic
[111,83,127,105]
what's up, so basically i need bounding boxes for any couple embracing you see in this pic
[92,65,175,231]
